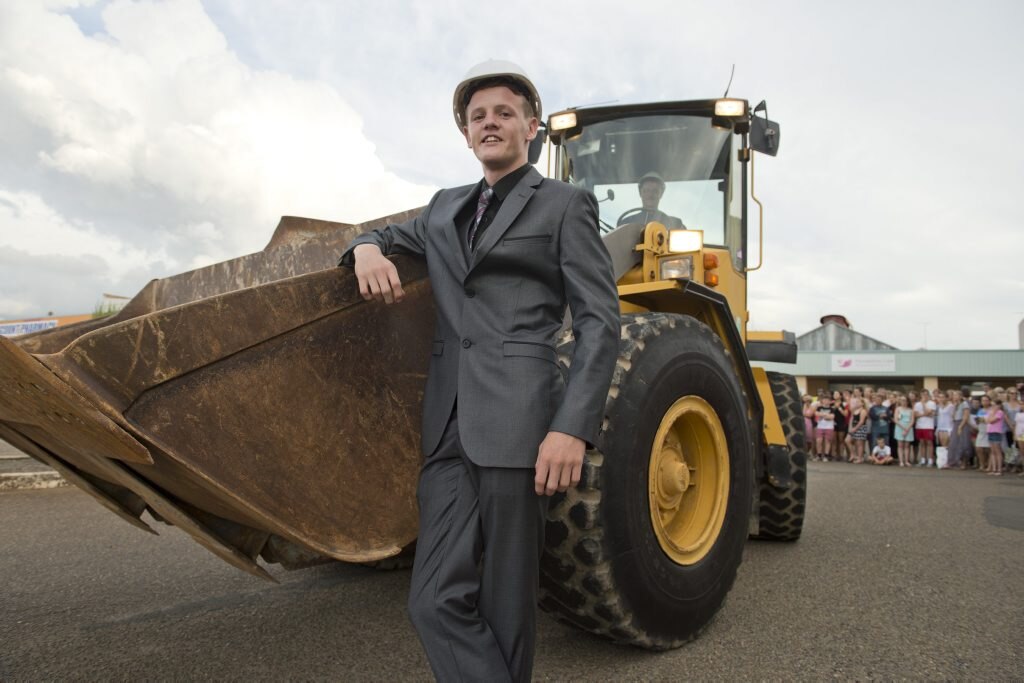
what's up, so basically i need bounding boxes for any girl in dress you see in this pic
[846,397,870,463]
[894,396,914,467]
[935,391,954,448]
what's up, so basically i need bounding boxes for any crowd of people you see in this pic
[801,383,1024,475]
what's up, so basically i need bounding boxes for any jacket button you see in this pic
[464,287,476,298]
[462,339,472,348]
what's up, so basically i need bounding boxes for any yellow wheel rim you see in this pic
[648,395,729,565]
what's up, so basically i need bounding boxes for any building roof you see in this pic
[758,315,1024,381]
[797,321,897,352]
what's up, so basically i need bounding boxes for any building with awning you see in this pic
[0,314,92,337]
[0,294,129,337]
[754,314,1024,395]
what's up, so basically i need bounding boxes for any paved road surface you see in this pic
[0,442,60,490]
[2,462,1022,680]
[0,439,31,463]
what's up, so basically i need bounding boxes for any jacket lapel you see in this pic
[469,167,543,271]
[441,184,478,278]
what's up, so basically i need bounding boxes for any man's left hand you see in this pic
[535,431,585,496]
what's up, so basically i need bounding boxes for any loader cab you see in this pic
[546,99,779,340]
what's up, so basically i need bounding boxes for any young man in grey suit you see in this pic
[339,60,619,682]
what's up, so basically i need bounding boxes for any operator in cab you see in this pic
[617,171,685,229]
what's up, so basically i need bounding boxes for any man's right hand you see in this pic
[353,243,405,304]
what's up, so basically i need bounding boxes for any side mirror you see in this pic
[750,116,781,157]
[528,124,548,165]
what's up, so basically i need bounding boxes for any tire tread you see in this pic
[751,372,808,541]
[541,313,745,650]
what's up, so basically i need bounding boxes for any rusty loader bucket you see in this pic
[0,211,431,579]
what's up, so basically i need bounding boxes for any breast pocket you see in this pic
[503,234,552,246]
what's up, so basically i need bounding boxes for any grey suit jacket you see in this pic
[339,167,619,468]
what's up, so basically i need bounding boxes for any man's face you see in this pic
[463,86,538,174]
[639,180,664,210]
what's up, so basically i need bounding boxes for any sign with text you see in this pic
[830,354,896,373]
[0,320,59,337]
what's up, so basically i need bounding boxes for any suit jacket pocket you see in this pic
[432,340,444,356]
[503,341,558,366]
[503,234,552,245]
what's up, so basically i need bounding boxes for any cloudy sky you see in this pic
[1,0,1022,349]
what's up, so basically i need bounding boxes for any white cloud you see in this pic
[0,0,435,320]
[1,0,1022,352]
[0,189,169,281]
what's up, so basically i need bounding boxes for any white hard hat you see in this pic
[452,59,542,131]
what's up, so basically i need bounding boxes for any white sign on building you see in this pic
[830,354,896,373]
[0,320,59,337]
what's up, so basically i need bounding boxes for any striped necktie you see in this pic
[468,187,494,249]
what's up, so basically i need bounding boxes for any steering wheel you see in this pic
[616,207,648,225]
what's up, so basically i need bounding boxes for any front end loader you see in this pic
[0,96,804,649]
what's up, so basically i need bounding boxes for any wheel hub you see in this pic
[655,443,691,503]
[648,395,729,565]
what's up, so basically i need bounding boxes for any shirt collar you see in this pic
[485,163,532,201]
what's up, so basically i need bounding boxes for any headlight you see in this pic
[668,230,703,253]
[549,112,577,131]
[714,98,747,117]
[660,256,694,280]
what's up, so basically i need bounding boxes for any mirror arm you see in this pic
[744,150,765,273]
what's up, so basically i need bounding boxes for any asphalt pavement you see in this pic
[0,441,61,491]
[1,462,1022,681]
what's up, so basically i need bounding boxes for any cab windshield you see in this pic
[559,114,733,247]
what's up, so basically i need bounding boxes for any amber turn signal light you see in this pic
[703,253,719,270]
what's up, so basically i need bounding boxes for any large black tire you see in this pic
[751,372,808,541]
[541,313,755,649]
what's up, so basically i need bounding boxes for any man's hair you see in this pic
[462,76,535,119]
